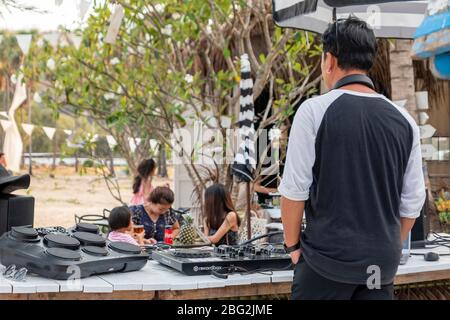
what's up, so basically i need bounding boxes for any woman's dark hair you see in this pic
[132,158,156,194]
[148,186,174,205]
[321,16,377,71]
[108,206,132,231]
[204,183,240,230]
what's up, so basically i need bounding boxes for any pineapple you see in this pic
[175,214,197,245]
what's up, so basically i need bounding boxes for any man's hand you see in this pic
[281,196,305,261]
[290,249,301,265]
[400,217,416,243]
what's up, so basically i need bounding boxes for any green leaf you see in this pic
[223,48,230,59]
[175,114,187,127]
[259,53,266,64]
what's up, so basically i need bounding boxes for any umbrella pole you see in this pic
[246,181,252,240]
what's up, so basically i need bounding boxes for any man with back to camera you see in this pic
[278,17,426,300]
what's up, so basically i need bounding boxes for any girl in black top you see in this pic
[129,186,180,242]
[203,183,241,245]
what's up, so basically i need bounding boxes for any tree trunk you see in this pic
[109,149,115,177]
[52,135,57,171]
[389,40,418,121]
[158,143,168,177]
[75,151,79,173]
[390,40,438,233]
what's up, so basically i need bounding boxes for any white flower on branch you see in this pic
[36,38,44,48]
[47,58,56,70]
[172,13,181,20]
[184,74,193,84]
[116,86,124,94]
[55,80,64,90]
[33,92,42,104]
[155,4,165,13]
[138,46,146,54]
[10,74,17,84]
[269,128,282,141]
[161,24,172,36]
[110,57,120,65]
[103,92,116,100]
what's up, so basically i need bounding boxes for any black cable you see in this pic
[211,261,293,279]
[410,252,450,256]
[240,231,284,245]
[428,232,450,243]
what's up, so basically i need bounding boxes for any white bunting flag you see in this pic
[71,34,82,49]
[419,112,429,125]
[77,0,91,20]
[128,137,141,153]
[42,126,56,140]
[106,135,117,149]
[0,120,11,131]
[33,92,42,104]
[21,123,35,136]
[419,124,437,139]
[105,4,125,44]
[43,33,59,49]
[16,34,32,55]
[64,129,73,136]
[393,100,407,108]
[0,111,8,119]
[149,139,158,150]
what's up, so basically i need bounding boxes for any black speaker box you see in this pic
[0,194,35,236]
[411,191,429,245]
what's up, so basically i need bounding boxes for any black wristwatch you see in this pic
[283,241,300,253]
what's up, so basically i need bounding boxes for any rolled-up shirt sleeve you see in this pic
[278,101,316,201]
[399,125,426,218]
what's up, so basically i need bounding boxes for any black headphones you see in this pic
[332,74,375,91]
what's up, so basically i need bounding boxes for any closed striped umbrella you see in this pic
[272,0,428,39]
[232,53,256,183]
[232,54,257,241]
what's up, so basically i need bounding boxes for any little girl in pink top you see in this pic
[130,159,157,206]
[107,206,154,245]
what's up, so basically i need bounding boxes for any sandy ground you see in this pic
[14,166,173,228]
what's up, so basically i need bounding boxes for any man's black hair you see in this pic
[321,16,377,71]
[108,206,132,231]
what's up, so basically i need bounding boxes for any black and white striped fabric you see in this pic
[232,54,256,182]
[272,0,428,39]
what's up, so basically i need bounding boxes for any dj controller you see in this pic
[0,223,148,280]
[152,243,293,276]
